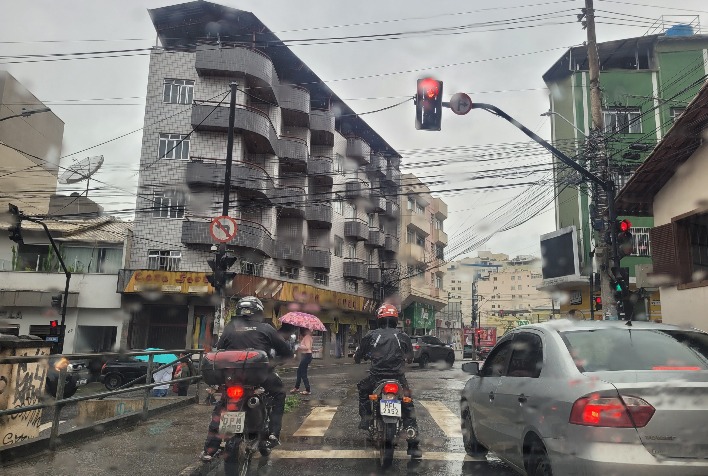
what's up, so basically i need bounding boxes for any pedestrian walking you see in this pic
[151,364,173,397]
[290,328,313,395]
[172,352,195,396]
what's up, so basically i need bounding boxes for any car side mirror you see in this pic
[461,362,480,375]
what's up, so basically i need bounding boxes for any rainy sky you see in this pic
[2,0,706,259]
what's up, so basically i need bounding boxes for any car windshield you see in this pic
[561,329,708,372]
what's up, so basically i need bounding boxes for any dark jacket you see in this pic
[354,327,413,376]
[217,316,292,359]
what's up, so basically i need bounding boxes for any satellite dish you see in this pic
[59,155,104,197]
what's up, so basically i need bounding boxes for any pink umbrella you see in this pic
[279,311,327,331]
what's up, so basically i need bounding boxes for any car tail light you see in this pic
[413,344,420,350]
[226,385,245,400]
[383,383,399,394]
[570,394,655,428]
[652,366,701,371]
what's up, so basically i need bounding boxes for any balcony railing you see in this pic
[384,166,401,185]
[310,109,335,146]
[385,199,400,218]
[272,186,306,217]
[303,247,331,269]
[346,137,371,164]
[186,158,272,200]
[344,219,369,241]
[307,156,333,183]
[384,234,399,254]
[432,228,448,246]
[366,154,387,177]
[407,212,431,236]
[278,84,310,127]
[343,259,367,280]
[275,241,304,262]
[367,228,385,248]
[182,220,274,257]
[304,203,333,228]
[367,267,382,284]
[402,243,426,265]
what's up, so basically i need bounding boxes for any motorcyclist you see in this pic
[354,303,422,459]
[200,296,292,462]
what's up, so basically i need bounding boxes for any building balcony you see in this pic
[432,228,448,246]
[303,247,331,269]
[343,259,367,280]
[384,199,400,218]
[186,158,272,200]
[181,220,274,257]
[367,228,385,248]
[406,212,431,236]
[344,219,368,241]
[402,243,426,265]
[307,156,333,185]
[366,154,387,178]
[304,203,333,228]
[310,109,335,146]
[384,234,399,254]
[384,166,401,186]
[344,180,366,200]
[432,197,448,220]
[346,137,371,164]
[367,267,382,284]
[278,84,310,127]
[272,187,305,217]
[275,241,304,262]
[192,103,307,164]
[195,45,279,104]
[368,194,386,213]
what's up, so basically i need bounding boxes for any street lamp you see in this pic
[540,110,586,137]
[0,107,52,122]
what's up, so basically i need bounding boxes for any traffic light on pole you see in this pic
[415,78,443,131]
[51,294,62,310]
[8,204,23,244]
[206,257,223,290]
[616,219,633,259]
[594,295,602,311]
[49,320,59,336]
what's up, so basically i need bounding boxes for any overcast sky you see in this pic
[2,0,706,260]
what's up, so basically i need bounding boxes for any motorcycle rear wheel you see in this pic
[379,422,397,469]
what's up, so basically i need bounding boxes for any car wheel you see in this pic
[445,352,455,366]
[419,354,429,368]
[461,406,487,456]
[104,374,123,390]
[528,442,552,476]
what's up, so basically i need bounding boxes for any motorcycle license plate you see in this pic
[219,411,245,435]
[380,400,401,417]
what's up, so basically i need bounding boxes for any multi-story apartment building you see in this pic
[542,27,708,317]
[123,1,402,358]
[397,174,448,337]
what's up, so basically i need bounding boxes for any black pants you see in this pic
[203,372,286,455]
[177,385,188,397]
[357,373,418,430]
[295,353,312,392]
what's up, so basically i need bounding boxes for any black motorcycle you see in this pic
[201,349,274,476]
[366,378,415,468]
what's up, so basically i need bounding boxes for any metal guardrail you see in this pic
[0,348,206,451]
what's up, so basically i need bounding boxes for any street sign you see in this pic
[209,216,238,243]
[449,92,473,115]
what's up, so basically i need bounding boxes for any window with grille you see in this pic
[335,154,345,173]
[148,250,181,271]
[631,227,651,257]
[347,243,357,259]
[435,275,443,289]
[334,236,344,257]
[152,190,186,219]
[163,79,194,105]
[333,199,344,215]
[407,198,415,210]
[368,213,375,228]
[434,218,443,230]
[670,107,686,123]
[406,230,414,244]
[603,108,642,134]
[280,266,300,279]
[345,279,358,293]
[415,234,425,247]
[158,133,190,160]
[313,272,329,286]
[416,203,425,215]
[241,261,263,276]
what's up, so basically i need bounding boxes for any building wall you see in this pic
[652,141,708,331]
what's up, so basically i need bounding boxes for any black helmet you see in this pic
[235,296,264,318]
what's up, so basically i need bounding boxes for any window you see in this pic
[349,203,358,219]
[603,107,642,134]
[334,236,344,257]
[367,213,375,228]
[407,198,415,210]
[491,304,495,309]
[148,250,181,271]
[481,340,513,377]
[518,285,523,290]
[670,107,686,123]
[313,272,329,286]
[653,211,708,284]
[345,279,358,293]
[435,275,442,289]
[347,243,357,259]
[407,230,414,244]
[163,79,194,105]
[158,133,190,160]
[368,250,376,265]
[416,203,425,215]
[631,227,651,257]
[415,233,425,247]
[241,261,263,276]
[153,190,186,219]
[333,199,344,215]
[280,266,299,279]
[493,277,497,281]
[335,153,345,173]
[511,276,515,281]
[433,218,443,230]
[63,246,123,273]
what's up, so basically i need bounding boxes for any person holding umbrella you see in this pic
[291,327,313,395]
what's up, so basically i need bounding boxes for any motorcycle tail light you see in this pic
[413,344,420,350]
[403,396,412,403]
[226,385,245,400]
[369,394,378,401]
[383,383,399,394]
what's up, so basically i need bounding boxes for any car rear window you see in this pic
[561,328,708,372]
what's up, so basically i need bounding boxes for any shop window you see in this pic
[280,266,299,279]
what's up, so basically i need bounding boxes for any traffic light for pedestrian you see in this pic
[616,219,633,259]
[8,204,23,244]
[49,320,59,336]
[594,295,602,311]
[415,78,443,131]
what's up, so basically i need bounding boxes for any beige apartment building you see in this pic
[397,174,449,337]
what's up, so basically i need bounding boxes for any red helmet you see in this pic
[377,304,399,319]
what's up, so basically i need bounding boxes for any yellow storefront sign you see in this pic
[123,270,214,294]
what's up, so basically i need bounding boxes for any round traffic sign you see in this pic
[449,92,473,115]
[209,215,238,243]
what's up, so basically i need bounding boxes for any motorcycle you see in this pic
[201,349,274,476]
[366,378,416,468]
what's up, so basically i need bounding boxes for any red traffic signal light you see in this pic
[416,78,443,131]
[619,219,631,233]
[594,295,602,311]
[50,320,58,328]
[420,78,440,99]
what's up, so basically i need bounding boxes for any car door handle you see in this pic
[518,394,528,404]
[488,392,495,401]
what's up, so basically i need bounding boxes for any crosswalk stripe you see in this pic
[418,401,462,438]
[292,406,338,437]
[270,450,476,461]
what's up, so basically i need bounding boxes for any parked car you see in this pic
[100,358,150,390]
[46,357,91,398]
[460,319,708,475]
[411,336,455,368]
[463,345,475,359]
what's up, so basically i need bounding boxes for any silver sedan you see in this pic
[459,319,708,475]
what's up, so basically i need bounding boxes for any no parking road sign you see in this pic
[209,215,238,243]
